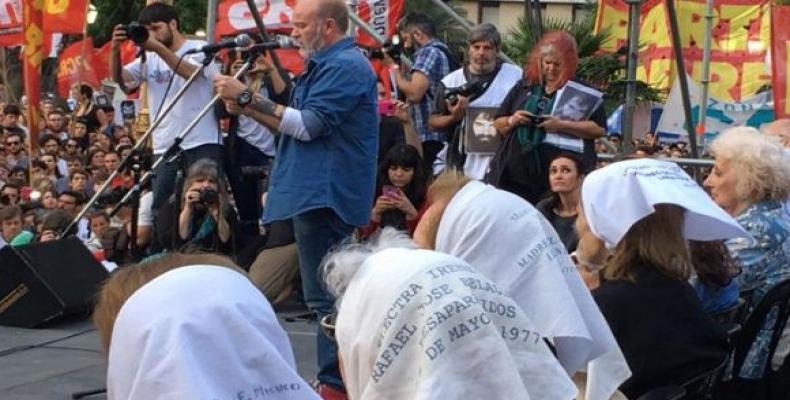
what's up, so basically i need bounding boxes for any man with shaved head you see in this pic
[214,0,378,397]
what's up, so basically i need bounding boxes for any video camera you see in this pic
[445,79,492,105]
[121,22,149,45]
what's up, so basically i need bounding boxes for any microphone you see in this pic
[245,35,299,53]
[184,33,254,55]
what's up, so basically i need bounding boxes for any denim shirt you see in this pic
[726,199,790,379]
[263,37,378,226]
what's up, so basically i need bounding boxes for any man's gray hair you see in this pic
[468,23,501,49]
[322,228,417,306]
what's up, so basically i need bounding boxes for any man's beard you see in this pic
[161,26,174,49]
[298,31,325,59]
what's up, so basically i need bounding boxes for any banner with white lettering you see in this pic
[214,0,404,48]
[656,74,774,145]
[355,0,404,47]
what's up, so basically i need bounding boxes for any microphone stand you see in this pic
[59,52,216,239]
[109,52,260,230]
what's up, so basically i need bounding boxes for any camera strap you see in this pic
[462,61,502,105]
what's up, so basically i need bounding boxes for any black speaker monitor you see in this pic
[0,238,110,328]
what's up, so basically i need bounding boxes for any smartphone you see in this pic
[382,185,399,198]
[378,99,396,116]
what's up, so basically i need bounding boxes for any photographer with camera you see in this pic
[428,24,522,179]
[110,3,223,211]
[154,160,235,255]
[383,12,458,167]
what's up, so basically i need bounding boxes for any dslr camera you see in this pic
[197,187,219,206]
[444,79,491,105]
[121,22,149,45]
[368,37,403,64]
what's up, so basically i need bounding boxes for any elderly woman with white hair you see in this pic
[704,127,790,305]
[322,228,577,400]
[704,126,790,379]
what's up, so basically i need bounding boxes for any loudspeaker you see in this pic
[0,238,110,328]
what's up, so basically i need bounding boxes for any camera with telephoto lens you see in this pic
[444,79,490,105]
[121,22,149,45]
[368,38,403,64]
[198,187,219,206]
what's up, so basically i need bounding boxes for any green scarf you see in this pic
[516,85,549,147]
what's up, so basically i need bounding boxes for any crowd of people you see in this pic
[2,0,790,399]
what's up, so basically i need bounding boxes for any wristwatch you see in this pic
[236,90,253,107]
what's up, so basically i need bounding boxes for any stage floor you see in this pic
[0,304,318,400]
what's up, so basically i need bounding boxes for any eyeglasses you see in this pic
[5,141,19,146]
[320,313,337,341]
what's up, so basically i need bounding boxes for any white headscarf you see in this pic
[107,265,319,400]
[435,180,630,400]
[581,158,749,247]
[336,248,577,400]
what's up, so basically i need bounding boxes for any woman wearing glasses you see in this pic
[486,31,606,205]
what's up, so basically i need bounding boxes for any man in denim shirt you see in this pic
[384,12,453,165]
[214,0,378,396]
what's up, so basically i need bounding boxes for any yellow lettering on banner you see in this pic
[24,23,44,68]
[637,58,672,92]
[597,2,628,52]
[640,3,671,48]
[45,0,70,14]
[676,0,709,49]
[718,4,757,51]
[740,62,770,100]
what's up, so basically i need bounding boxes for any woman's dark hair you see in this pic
[689,240,741,287]
[377,144,428,230]
[79,84,93,101]
[542,151,586,207]
[378,144,428,206]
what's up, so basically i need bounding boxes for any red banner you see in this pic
[23,0,44,148]
[1,0,86,46]
[56,38,137,98]
[215,0,403,48]
[355,0,404,48]
[215,0,296,39]
[772,5,790,119]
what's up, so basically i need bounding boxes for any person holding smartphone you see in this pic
[360,144,430,238]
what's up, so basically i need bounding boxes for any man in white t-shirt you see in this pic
[110,3,222,210]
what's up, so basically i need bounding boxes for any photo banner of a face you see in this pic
[551,81,603,122]
[465,107,500,154]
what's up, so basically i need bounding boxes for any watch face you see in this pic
[235,92,249,107]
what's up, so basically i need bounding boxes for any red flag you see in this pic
[43,0,87,34]
[355,0,404,48]
[56,37,99,97]
[2,0,86,47]
[23,0,44,150]
[772,5,790,119]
